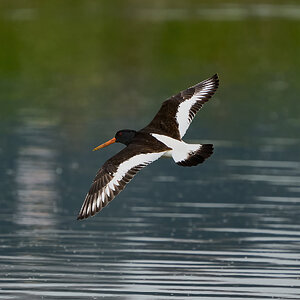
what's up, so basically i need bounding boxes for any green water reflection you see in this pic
[1,1,299,129]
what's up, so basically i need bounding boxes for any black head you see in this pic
[115,129,137,146]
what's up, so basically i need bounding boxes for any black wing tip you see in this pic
[76,208,98,220]
[193,73,219,92]
[212,73,219,80]
[208,73,219,86]
[76,197,99,221]
[76,199,105,221]
[77,212,86,220]
[77,210,88,220]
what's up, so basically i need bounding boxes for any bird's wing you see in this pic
[77,144,166,220]
[142,74,219,139]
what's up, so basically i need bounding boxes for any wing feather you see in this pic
[77,145,165,220]
[141,74,219,139]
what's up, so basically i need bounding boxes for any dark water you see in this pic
[1,1,300,299]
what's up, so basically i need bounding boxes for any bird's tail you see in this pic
[175,144,213,167]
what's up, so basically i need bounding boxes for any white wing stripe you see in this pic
[101,190,105,203]
[91,152,165,210]
[176,96,198,138]
[96,195,101,208]
[92,201,96,213]
[108,181,116,191]
[105,186,110,197]
[175,79,217,138]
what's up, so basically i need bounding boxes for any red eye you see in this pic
[119,132,122,136]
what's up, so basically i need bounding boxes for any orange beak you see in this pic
[92,137,116,151]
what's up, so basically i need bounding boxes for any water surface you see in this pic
[0,1,300,299]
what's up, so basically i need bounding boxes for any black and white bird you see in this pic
[77,74,219,220]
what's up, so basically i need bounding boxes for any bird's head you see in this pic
[114,129,137,145]
[93,129,137,151]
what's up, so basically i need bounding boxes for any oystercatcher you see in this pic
[77,74,219,220]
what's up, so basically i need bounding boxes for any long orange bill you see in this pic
[92,137,116,151]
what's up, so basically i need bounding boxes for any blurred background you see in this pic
[0,1,299,299]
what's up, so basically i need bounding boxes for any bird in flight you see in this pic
[77,74,219,220]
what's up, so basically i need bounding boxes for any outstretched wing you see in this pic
[142,74,219,139]
[77,145,166,220]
